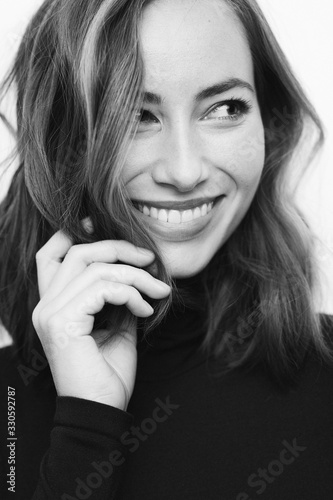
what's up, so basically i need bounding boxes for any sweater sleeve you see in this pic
[31,396,133,500]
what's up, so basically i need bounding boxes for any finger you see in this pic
[37,235,155,300]
[80,281,155,318]
[35,230,74,297]
[81,217,94,234]
[85,264,171,298]
[36,217,94,296]
[42,240,155,301]
[37,281,154,339]
[43,263,171,311]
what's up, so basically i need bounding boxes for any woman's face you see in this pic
[123,0,265,278]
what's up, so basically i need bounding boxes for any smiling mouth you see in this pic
[132,197,223,224]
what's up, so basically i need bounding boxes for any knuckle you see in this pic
[107,280,123,292]
[98,240,114,251]
[98,240,111,249]
[64,322,81,336]
[32,302,47,327]
[136,267,149,279]
[35,249,46,262]
[42,310,61,333]
[65,245,81,259]
[129,285,142,300]
[31,305,41,329]
[89,263,127,282]
[88,284,111,307]
[35,304,63,335]
[87,262,104,275]
[101,240,119,259]
[110,265,127,281]
[85,286,106,309]
[106,269,124,283]
[83,240,118,261]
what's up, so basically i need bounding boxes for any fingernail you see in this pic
[82,217,94,234]
[137,247,155,257]
[156,281,171,291]
[145,303,154,314]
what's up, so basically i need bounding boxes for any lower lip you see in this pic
[133,196,225,242]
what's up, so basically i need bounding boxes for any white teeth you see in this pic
[150,207,158,219]
[193,207,202,220]
[181,210,193,223]
[168,210,182,224]
[139,200,216,223]
[157,209,168,222]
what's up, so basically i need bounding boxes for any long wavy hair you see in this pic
[0,0,332,385]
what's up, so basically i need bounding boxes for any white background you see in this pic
[0,0,332,323]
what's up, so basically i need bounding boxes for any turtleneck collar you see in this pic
[136,272,209,381]
[139,269,207,346]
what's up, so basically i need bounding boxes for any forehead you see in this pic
[139,0,254,96]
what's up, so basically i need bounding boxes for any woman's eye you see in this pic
[135,110,159,124]
[203,99,252,122]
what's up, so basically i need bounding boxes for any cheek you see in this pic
[121,139,154,186]
[208,121,265,193]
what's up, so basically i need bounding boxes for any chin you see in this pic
[161,244,217,279]
[168,265,204,279]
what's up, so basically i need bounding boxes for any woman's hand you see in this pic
[32,220,171,411]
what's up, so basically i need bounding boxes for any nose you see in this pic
[151,123,208,192]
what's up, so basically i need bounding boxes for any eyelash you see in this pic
[135,98,252,126]
[204,97,253,121]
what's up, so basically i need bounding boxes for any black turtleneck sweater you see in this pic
[1,303,333,500]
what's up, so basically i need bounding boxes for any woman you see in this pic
[0,0,332,498]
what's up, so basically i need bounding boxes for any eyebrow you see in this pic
[142,78,255,105]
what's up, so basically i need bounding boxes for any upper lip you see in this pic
[131,196,223,211]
